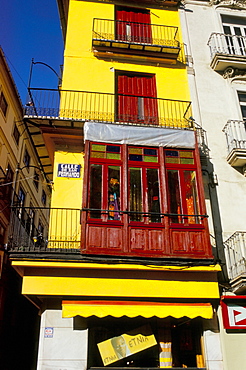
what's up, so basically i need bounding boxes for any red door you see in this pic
[117,74,158,125]
[116,7,152,44]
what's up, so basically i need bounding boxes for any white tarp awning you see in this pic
[84,122,195,148]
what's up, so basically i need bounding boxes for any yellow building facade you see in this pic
[9,1,223,369]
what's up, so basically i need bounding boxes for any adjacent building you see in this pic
[0,47,51,368]
[180,0,246,368]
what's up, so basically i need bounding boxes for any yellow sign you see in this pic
[97,325,157,366]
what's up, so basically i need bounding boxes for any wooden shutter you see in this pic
[117,74,158,125]
[116,8,152,43]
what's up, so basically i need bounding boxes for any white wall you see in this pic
[37,309,88,370]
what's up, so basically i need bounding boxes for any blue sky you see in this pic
[0,0,64,103]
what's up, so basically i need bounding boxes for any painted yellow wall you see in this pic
[62,0,190,102]
[49,150,84,248]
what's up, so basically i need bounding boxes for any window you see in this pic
[33,171,39,191]
[117,73,158,125]
[41,190,46,206]
[23,149,30,168]
[128,146,161,223]
[222,15,246,55]
[238,92,246,119]
[5,165,13,202]
[18,187,26,206]
[165,150,200,224]
[13,123,20,146]
[116,7,152,44]
[26,205,36,237]
[88,143,201,225]
[89,143,121,220]
[0,92,8,117]
[87,316,204,368]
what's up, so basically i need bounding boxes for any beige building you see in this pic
[0,46,51,369]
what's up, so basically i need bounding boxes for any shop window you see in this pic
[88,143,201,226]
[86,317,204,369]
[116,6,152,44]
[0,92,8,117]
[13,123,20,146]
[117,73,158,125]
[23,149,30,169]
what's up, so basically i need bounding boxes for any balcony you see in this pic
[8,207,81,253]
[92,19,182,63]
[222,120,246,167]
[224,231,246,293]
[8,206,213,261]
[24,88,193,130]
[208,33,246,71]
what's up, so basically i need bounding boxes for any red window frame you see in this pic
[128,146,162,224]
[87,144,203,227]
[165,149,201,225]
[88,142,123,223]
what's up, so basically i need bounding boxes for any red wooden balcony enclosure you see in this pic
[81,142,213,260]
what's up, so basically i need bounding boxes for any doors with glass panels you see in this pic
[222,15,246,55]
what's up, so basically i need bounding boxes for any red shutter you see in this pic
[117,74,158,125]
[116,8,152,43]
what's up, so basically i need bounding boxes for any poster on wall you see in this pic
[97,325,157,366]
[57,164,81,178]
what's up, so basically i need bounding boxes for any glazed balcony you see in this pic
[222,120,246,167]
[224,231,246,293]
[208,33,246,71]
[24,88,193,130]
[92,19,182,63]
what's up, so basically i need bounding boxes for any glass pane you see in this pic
[130,168,142,221]
[184,171,200,224]
[147,168,161,223]
[167,170,182,223]
[89,164,102,219]
[108,166,120,221]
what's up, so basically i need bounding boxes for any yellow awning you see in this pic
[62,300,213,319]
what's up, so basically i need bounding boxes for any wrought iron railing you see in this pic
[222,120,246,153]
[25,88,193,129]
[93,18,180,48]
[224,231,246,280]
[8,207,81,252]
[208,33,246,58]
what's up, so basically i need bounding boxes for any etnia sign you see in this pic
[57,164,81,178]
[221,296,246,329]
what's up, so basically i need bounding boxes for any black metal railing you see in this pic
[8,207,81,252]
[93,18,180,48]
[25,88,193,129]
[208,32,246,58]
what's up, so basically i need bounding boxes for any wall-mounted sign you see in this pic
[44,327,54,338]
[57,164,81,178]
[221,296,246,329]
[97,325,157,366]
